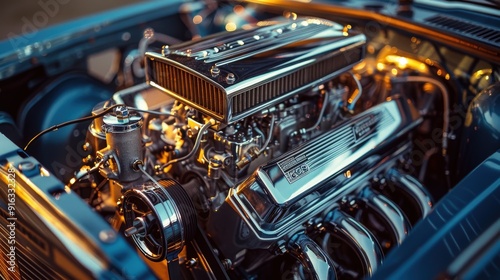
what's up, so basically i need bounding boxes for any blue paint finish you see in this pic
[371,149,500,280]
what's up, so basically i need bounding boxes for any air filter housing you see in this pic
[146,17,366,124]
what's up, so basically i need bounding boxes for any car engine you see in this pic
[68,16,432,279]
[1,1,499,279]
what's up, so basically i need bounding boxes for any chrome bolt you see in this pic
[162,45,170,56]
[115,106,129,119]
[210,66,220,77]
[226,73,236,84]
[124,218,146,237]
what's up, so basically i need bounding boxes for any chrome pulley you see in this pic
[122,179,197,262]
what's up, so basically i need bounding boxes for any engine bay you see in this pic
[1,1,499,279]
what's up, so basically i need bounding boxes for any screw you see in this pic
[124,218,146,237]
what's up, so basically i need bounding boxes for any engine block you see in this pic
[207,96,424,265]
[57,15,433,280]
[3,0,500,279]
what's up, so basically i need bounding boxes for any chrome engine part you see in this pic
[146,17,366,123]
[2,0,500,279]
[36,15,444,280]
[206,95,430,278]
[122,179,197,262]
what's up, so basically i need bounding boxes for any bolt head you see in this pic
[226,73,236,84]
[115,106,129,119]
[210,66,220,77]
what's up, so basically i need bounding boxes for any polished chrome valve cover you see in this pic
[146,17,366,123]
[208,96,421,253]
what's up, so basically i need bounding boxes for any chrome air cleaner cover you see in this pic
[146,17,366,123]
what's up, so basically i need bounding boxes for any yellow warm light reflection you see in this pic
[225,22,237,32]
[398,57,408,69]
[391,68,398,76]
[193,15,203,25]
[383,55,429,74]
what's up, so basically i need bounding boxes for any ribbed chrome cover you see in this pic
[235,96,421,208]
[146,17,366,123]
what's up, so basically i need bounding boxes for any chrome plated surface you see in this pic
[386,168,433,219]
[123,182,184,261]
[323,209,384,277]
[242,97,419,206]
[146,17,365,123]
[211,99,421,247]
[0,134,155,279]
[286,233,337,280]
[359,187,410,245]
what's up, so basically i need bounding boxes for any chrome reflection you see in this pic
[359,187,411,246]
[323,209,384,277]
[386,168,433,220]
[122,179,197,262]
[286,233,337,280]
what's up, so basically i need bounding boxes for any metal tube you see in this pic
[386,168,433,219]
[286,233,337,280]
[359,187,411,245]
[323,209,384,277]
